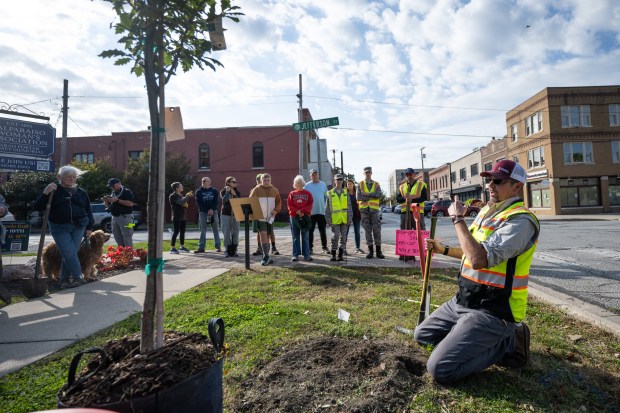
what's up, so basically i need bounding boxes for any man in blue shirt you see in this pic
[304,169,329,255]
[194,177,221,253]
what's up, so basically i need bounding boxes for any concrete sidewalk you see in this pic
[2,228,620,378]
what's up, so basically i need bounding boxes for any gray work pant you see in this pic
[112,213,134,247]
[330,223,348,250]
[198,211,221,249]
[414,296,517,384]
[360,209,381,247]
[221,214,239,248]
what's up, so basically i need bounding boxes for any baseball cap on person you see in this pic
[107,178,120,187]
[310,169,318,174]
[334,174,343,180]
[363,166,372,173]
[405,168,415,175]
[480,160,527,184]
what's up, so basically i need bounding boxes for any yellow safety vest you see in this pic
[458,201,540,322]
[399,180,426,212]
[358,181,380,210]
[328,189,348,225]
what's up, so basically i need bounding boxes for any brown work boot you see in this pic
[498,322,530,368]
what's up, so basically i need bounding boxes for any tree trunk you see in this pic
[141,3,166,353]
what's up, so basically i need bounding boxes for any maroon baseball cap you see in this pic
[480,160,526,183]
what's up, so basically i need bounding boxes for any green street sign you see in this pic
[293,117,339,131]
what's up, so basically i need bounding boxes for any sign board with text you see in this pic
[1,221,31,252]
[0,117,55,157]
[292,117,339,131]
[395,229,430,257]
[0,155,54,172]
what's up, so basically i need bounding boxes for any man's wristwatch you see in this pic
[443,246,450,255]
[451,215,465,225]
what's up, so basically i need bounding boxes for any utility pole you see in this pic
[60,79,69,166]
[420,147,426,182]
[297,74,303,175]
[340,151,344,178]
[332,149,336,173]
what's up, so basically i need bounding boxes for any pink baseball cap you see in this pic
[480,160,526,183]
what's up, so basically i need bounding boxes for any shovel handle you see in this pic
[34,190,54,279]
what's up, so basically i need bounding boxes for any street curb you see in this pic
[528,281,620,339]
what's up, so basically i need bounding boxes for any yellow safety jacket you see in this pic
[358,181,380,210]
[399,180,426,212]
[457,200,540,322]
[328,189,348,225]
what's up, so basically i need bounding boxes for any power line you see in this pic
[332,126,498,139]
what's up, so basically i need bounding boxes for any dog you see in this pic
[41,230,111,282]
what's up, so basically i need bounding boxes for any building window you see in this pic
[470,163,478,177]
[525,112,542,136]
[612,141,620,163]
[561,105,591,128]
[252,141,264,168]
[511,124,518,142]
[527,147,545,169]
[563,142,593,164]
[609,176,620,206]
[609,104,620,127]
[513,155,519,163]
[450,171,456,183]
[459,167,466,180]
[199,143,210,169]
[128,151,144,160]
[559,177,600,207]
[529,179,551,208]
[484,161,492,172]
[73,153,94,164]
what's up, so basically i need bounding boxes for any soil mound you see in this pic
[232,336,426,412]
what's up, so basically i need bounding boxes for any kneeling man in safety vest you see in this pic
[416,160,539,384]
[326,174,352,262]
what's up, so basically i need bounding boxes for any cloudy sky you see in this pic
[2,0,619,188]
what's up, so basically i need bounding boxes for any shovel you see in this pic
[22,190,54,299]
[417,216,437,326]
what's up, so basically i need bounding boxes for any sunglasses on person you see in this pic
[230,180,237,184]
[336,178,343,181]
[485,178,511,185]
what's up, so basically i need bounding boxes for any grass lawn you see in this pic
[1,266,619,412]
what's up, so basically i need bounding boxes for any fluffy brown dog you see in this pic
[41,230,111,282]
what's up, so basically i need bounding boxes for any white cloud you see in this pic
[1,0,619,185]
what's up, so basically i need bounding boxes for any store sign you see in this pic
[527,169,548,179]
[1,221,30,252]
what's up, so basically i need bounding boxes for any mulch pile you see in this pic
[58,331,219,408]
[231,336,427,413]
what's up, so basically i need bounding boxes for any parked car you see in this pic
[431,199,480,218]
[0,211,15,221]
[424,200,436,218]
[380,206,392,213]
[393,205,402,214]
[90,203,142,233]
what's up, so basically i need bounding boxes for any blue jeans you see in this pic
[290,218,310,259]
[48,217,88,283]
[198,211,221,249]
[347,219,361,249]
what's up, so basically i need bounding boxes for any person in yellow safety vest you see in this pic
[357,166,384,259]
[325,174,352,262]
[396,168,428,261]
[415,160,539,384]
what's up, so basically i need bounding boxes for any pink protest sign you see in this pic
[395,229,430,256]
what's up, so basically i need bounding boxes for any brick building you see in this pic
[427,85,620,215]
[49,109,332,221]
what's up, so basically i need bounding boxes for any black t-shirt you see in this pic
[109,186,134,216]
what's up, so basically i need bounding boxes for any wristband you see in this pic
[443,246,449,255]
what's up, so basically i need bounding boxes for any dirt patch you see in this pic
[231,337,427,413]
[58,331,219,408]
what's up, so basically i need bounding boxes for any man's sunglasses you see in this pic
[485,178,511,185]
